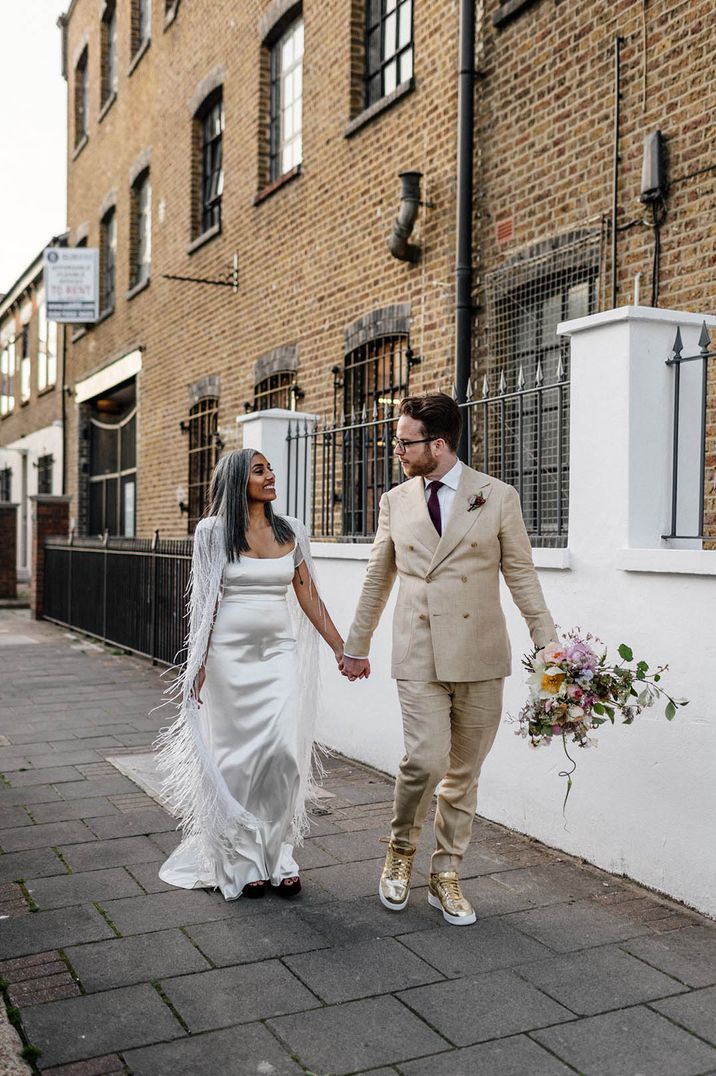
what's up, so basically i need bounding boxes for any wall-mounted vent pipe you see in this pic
[388,171,422,264]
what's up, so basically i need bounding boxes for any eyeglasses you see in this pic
[392,436,436,453]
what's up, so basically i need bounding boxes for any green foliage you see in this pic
[618,643,634,662]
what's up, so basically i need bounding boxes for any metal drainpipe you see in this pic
[388,171,423,263]
[455,0,476,463]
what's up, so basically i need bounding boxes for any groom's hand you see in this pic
[339,656,371,681]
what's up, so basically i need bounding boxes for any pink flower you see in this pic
[543,641,565,664]
[566,684,584,701]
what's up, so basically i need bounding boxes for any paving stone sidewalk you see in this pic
[1,607,715,1076]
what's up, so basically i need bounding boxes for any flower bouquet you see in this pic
[516,629,688,805]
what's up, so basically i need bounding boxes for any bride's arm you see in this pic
[292,562,343,663]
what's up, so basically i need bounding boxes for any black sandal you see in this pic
[242,880,268,898]
[274,876,302,899]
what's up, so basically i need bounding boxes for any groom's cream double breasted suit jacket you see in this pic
[345,463,556,681]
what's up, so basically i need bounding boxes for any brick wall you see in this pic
[63,0,461,537]
[0,504,18,600]
[30,496,71,620]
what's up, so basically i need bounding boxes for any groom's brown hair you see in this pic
[398,392,462,452]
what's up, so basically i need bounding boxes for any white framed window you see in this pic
[365,0,413,108]
[37,294,58,392]
[101,1,118,104]
[131,170,151,288]
[1,334,16,416]
[270,18,303,180]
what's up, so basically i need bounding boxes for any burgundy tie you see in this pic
[427,480,443,536]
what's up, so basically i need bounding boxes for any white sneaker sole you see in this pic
[428,891,477,925]
[379,884,409,912]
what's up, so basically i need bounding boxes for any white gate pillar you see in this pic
[236,408,318,527]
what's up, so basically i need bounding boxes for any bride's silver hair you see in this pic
[206,448,294,561]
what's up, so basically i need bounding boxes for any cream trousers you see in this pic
[392,677,504,872]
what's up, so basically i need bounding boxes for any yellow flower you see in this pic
[540,668,566,695]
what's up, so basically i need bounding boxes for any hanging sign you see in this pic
[43,247,99,323]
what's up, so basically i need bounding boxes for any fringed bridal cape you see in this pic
[155,515,324,899]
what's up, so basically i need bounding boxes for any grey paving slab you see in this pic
[123,1023,303,1076]
[651,985,716,1045]
[0,847,67,884]
[85,808,176,840]
[160,960,321,1032]
[29,798,120,823]
[0,904,115,958]
[6,767,82,786]
[26,867,144,910]
[268,995,448,1075]
[49,736,123,750]
[301,858,390,900]
[398,967,573,1047]
[399,916,554,977]
[506,898,655,952]
[21,983,185,1069]
[64,928,211,991]
[532,1004,716,1076]
[0,806,32,829]
[517,943,688,1016]
[399,1033,575,1075]
[146,829,181,855]
[124,861,176,893]
[485,860,629,907]
[0,786,63,806]
[3,751,103,771]
[186,908,329,965]
[292,838,339,869]
[55,775,141,799]
[58,835,164,872]
[0,820,97,853]
[312,826,391,864]
[299,892,439,946]
[621,926,716,988]
[284,936,444,1003]
[327,781,395,806]
[98,889,265,934]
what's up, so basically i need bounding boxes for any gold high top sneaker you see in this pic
[428,870,476,925]
[379,841,416,912]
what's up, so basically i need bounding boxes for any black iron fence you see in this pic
[43,532,192,665]
[287,362,570,547]
[663,322,716,542]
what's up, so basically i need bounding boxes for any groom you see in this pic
[340,392,556,925]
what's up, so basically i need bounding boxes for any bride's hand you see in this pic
[194,665,206,705]
[332,642,344,666]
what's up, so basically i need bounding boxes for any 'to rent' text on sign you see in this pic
[43,247,99,323]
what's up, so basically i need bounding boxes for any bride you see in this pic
[157,448,344,900]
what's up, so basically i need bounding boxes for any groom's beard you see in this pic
[400,447,437,479]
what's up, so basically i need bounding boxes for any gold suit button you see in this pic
[463,613,470,618]
[419,614,427,621]
[461,575,468,582]
[471,542,477,548]
[408,545,414,551]
[425,576,431,583]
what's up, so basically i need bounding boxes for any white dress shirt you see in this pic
[344,458,463,661]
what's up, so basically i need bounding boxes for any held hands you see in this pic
[338,655,371,682]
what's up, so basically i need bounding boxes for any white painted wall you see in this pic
[0,422,63,581]
[249,310,716,917]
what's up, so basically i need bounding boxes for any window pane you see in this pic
[399,49,413,84]
[567,280,590,320]
[121,413,136,471]
[89,482,104,534]
[383,58,397,95]
[90,422,118,475]
[105,477,118,535]
[384,12,397,58]
[121,477,136,537]
[399,0,412,47]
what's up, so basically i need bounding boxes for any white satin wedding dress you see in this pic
[159,544,305,899]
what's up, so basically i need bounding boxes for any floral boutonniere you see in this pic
[467,493,486,512]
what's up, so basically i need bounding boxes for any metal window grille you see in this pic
[101,1,118,104]
[0,467,11,502]
[254,371,296,411]
[88,393,137,538]
[269,19,303,181]
[365,0,413,108]
[74,49,88,144]
[101,208,116,312]
[477,231,602,547]
[199,95,224,234]
[131,171,151,287]
[37,454,53,496]
[329,335,410,538]
[187,396,219,534]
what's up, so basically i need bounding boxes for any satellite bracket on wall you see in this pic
[162,252,238,293]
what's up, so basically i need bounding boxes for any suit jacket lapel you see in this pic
[404,476,440,554]
[428,468,492,573]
